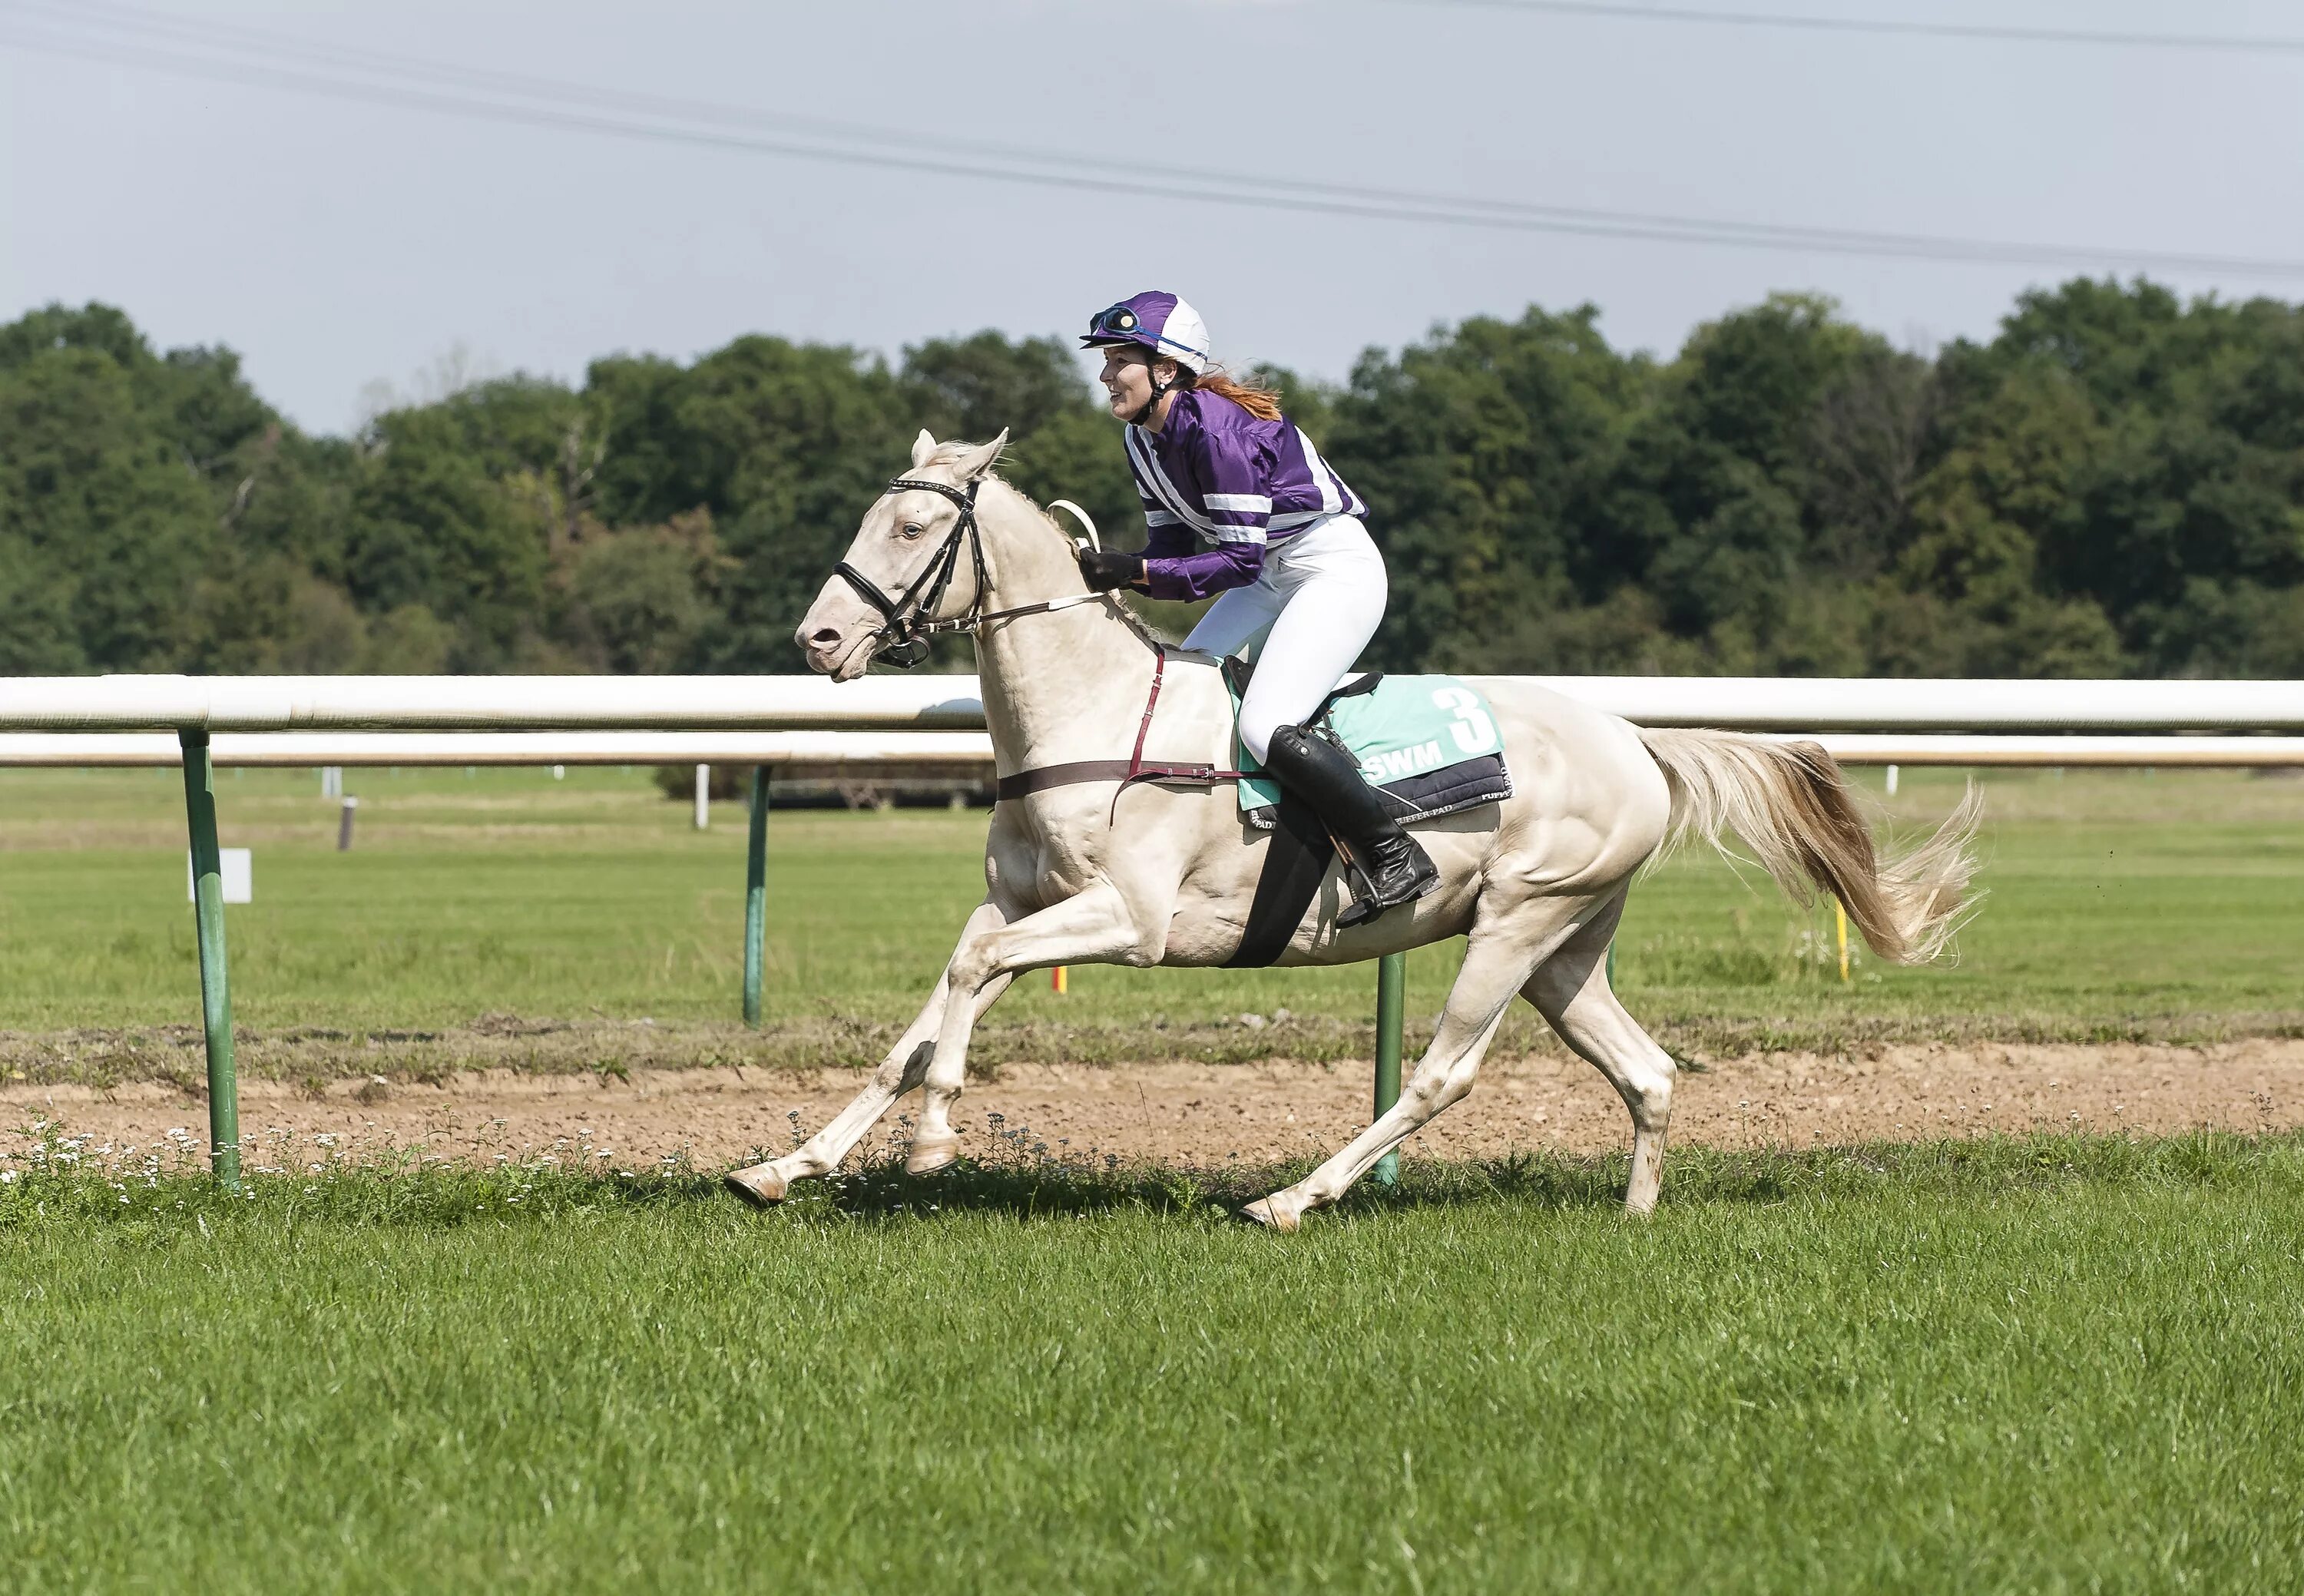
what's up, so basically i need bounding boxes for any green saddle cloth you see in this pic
[1226,669,1514,829]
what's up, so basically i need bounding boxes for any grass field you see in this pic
[5,767,2302,1588]
[2,763,2301,1077]
[4,1132,2299,1591]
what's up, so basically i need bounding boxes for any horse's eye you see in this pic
[901,522,924,540]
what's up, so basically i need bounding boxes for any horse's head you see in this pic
[796,429,1008,678]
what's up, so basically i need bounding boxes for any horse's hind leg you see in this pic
[1244,896,1590,1232]
[1521,887,1677,1215]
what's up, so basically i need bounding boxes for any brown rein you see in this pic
[995,644,1248,806]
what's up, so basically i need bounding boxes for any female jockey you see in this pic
[1074,290,1438,926]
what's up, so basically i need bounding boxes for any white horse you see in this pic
[727,432,1979,1228]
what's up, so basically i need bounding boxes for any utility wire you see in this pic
[17,0,2153,255]
[1379,0,2304,55]
[5,6,2302,279]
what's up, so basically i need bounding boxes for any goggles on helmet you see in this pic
[1084,303,1144,342]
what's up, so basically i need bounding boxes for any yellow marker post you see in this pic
[1051,965,1068,995]
[1834,898,1849,984]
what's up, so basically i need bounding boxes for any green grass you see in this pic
[7,772,2298,1588]
[2,765,2302,1074]
[3,1131,2299,1591]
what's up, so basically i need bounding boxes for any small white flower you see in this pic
[0,1170,18,1184]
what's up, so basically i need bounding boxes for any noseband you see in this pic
[833,476,987,669]
[833,474,1105,669]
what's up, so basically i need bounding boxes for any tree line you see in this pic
[4,279,2299,680]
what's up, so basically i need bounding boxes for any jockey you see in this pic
[1075,290,1438,926]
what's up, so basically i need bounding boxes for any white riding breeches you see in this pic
[1181,513,1389,763]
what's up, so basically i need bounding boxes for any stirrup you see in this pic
[1332,839,1438,929]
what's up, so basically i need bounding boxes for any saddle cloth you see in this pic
[1224,664,1515,831]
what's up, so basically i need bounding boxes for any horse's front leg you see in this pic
[726,899,1012,1205]
[908,880,1158,1174]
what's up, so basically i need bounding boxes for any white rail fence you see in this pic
[4,730,2302,769]
[5,673,2302,732]
[5,671,2299,1184]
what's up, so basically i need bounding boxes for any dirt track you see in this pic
[10,1039,2301,1172]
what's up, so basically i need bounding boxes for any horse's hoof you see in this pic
[905,1135,959,1176]
[724,1166,789,1207]
[1240,1196,1301,1233]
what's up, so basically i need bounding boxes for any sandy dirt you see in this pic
[9,1038,2301,1173]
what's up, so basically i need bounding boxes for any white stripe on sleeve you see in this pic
[1125,427,1215,533]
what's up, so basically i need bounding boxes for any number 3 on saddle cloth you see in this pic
[1220,659,1514,968]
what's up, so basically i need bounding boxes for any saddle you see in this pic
[1219,660,1513,965]
[1220,659,1514,830]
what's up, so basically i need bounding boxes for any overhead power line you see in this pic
[1382,0,2304,55]
[4,2,2302,280]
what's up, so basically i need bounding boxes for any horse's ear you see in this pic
[911,429,938,468]
[948,429,1008,482]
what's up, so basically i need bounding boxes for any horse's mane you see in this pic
[922,437,1163,651]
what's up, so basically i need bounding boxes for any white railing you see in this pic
[3,730,2302,768]
[4,673,2301,733]
[0,674,985,731]
[0,731,999,767]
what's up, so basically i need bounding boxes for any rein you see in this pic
[831,471,1243,809]
[994,644,1248,812]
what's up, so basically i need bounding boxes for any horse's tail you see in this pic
[1637,729,1982,965]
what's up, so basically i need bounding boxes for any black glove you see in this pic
[1077,548,1145,593]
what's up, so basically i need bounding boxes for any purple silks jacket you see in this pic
[1123,389,1369,602]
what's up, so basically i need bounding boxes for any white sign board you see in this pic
[187,849,253,905]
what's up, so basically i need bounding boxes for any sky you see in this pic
[3,0,2300,435]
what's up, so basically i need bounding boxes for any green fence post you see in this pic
[1372,951,1406,1187]
[178,730,240,1187]
[743,766,769,1028]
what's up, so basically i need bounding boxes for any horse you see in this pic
[725,430,1980,1229]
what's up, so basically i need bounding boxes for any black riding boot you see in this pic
[1264,724,1440,928]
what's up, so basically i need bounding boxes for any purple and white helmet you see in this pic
[1079,291,1212,375]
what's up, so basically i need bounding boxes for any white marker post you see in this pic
[695,763,710,829]
[187,849,254,905]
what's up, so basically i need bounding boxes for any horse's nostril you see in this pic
[809,627,842,648]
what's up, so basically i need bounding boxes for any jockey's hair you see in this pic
[1180,365,1285,422]
[1124,346,1286,423]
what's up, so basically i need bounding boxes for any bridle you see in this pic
[833,473,1103,669]
[828,470,1246,808]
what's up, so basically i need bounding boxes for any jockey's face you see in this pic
[1099,349,1176,423]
